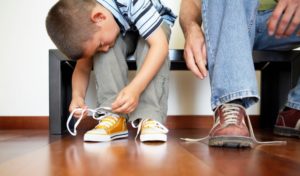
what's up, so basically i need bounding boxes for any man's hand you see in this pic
[183,24,207,79]
[111,85,140,114]
[268,0,300,37]
[69,97,88,118]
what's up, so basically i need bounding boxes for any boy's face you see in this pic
[82,4,120,59]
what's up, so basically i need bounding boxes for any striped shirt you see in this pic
[97,0,177,39]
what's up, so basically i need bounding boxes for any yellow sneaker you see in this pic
[132,119,169,142]
[66,107,128,142]
[84,115,128,142]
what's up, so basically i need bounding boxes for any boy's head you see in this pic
[46,0,120,60]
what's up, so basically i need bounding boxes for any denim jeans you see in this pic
[201,0,300,110]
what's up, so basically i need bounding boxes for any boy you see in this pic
[46,0,176,142]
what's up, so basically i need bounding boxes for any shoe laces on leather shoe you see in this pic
[211,103,250,137]
[181,103,286,147]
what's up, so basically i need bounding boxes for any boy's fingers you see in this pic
[113,96,137,113]
[73,109,88,118]
[126,106,135,114]
[112,94,125,109]
[113,102,130,113]
[126,103,137,114]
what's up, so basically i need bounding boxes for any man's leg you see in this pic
[254,9,300,110]
[201,0,260,147]
[286,79,300,110]
[274,78,300,138]
[254,9,300,51]
[202,0,260,109]
[254,9,300,137]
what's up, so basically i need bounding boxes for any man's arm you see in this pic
[180,0,202,35]
[112,26,168,114]
[180,0,207,79]
[69,58,93,118]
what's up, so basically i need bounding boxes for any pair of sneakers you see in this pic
[67,107,169,142]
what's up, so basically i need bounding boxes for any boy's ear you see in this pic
[91,11,106,25]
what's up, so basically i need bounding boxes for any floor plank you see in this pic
[0,129,299,176]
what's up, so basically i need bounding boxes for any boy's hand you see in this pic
[183,24,207,79]
[69,97,88,118]
[268,0,300,37]
[111,86,140,114]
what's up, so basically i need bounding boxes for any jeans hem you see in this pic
[286,101,300,111]
[212,89,260,110]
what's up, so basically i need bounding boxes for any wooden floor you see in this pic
[1,128,300,176]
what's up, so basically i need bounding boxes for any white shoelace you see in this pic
[66,106,116,136]
[181,104,287,147]
[131,119,169,140]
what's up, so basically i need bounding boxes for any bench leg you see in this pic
[260,62,292,128]
[291,54,300,87]
[49,51,74,135]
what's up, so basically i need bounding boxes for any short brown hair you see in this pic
[46,0,98,60]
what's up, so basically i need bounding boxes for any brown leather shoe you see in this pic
[274,108,300,138]
[209,103,253,147]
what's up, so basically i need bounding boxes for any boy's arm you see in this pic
[69,58,93,118]
[180,0,207,79]
[130,26,168,95]
[112,26,168,114]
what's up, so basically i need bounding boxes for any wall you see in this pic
[0,0,260,116]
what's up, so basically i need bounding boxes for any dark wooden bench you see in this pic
[49,49,300,134]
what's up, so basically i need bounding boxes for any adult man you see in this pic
[179,0,300,147]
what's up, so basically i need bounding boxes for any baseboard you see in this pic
[0,115,260,130]
[0,116,49,130]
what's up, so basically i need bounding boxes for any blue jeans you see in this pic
[201,0,300,110]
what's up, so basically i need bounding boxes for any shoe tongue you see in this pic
[145,119,154,122]
[96,116,117,128]
[144,119,157,127]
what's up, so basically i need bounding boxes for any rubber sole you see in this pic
[84,131,129,142]
[140,134,167,142]
[209,136,253,148]
[274,126,300,138]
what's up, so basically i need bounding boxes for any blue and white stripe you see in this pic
[97,0,176,39]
